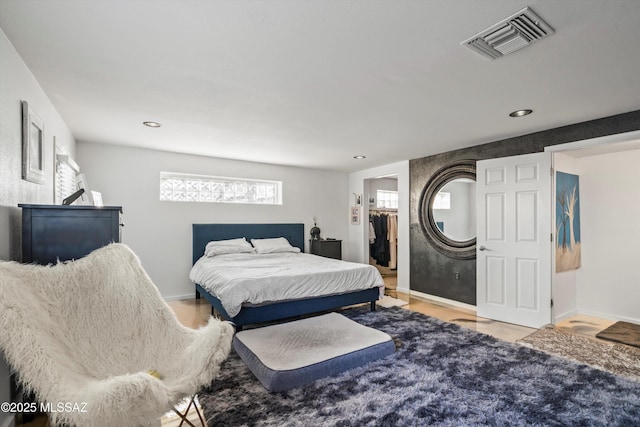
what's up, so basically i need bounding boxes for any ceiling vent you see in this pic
[461,7,554,60]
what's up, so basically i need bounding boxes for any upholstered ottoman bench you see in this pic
[233,312,395,392]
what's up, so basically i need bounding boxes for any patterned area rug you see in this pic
[596,321,640,348]
[519,325,640,381]
[199,307,640,426]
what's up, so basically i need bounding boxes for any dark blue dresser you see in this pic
[19,204,123,264]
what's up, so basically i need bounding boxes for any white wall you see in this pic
[552,153,581,321]
[0,26,77,427]
[77,141,349,300]
[348,161,409,292]
[575,149,640,323]
[0,28,76,260]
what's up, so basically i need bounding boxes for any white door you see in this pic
[476,152,552,328]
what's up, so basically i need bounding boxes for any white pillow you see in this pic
[205,238,255,257]
[250,237,301,254]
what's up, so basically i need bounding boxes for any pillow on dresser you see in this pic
[205,238,255,257]
[250,237,301,254]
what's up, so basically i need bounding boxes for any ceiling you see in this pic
[1,0,640,172]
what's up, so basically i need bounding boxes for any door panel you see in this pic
[516,191,537,241]
[477,152,552,328]
[516,258,538,309]
[516,163,539,182]
[486,193,505,241]
[486,256,506,305]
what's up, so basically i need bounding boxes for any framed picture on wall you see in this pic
[350,206,360,225]
[22,101,45,184]
[555,171,581,272]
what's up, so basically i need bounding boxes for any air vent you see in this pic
[461,7,554,60]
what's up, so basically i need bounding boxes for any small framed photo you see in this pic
[350,206,361,225]
[22,101,45,184]
[91,191,104,207]
[75,173,95,205]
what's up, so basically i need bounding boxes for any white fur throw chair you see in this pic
[0,243,234,427]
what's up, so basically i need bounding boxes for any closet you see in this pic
[369,209,398,269]
[365,176,398,296]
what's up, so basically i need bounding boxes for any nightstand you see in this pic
[310,239,342,260]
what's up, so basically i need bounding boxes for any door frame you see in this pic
[544,129,640,323]
[348,161,410,294]
[544,129,640,156]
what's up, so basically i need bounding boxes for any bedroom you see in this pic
[1,1,640,426]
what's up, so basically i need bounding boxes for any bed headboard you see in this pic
[192,223,305,264]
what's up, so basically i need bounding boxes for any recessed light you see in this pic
[509,109,533,118]
[354,155,366,159]
[143,121,161,128]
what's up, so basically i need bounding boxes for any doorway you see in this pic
[350,160,409,295]
[475,130,640,327]
[547,131,640,325]
[365,176,398,297]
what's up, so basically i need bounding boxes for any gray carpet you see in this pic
[519,324,640,381]
[200,307,640,426]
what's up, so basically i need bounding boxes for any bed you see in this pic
[191,223,383,329]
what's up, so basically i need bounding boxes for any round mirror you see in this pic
[419,160,476,259]
[432,178,476,242]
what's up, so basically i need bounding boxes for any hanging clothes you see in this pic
[387,214,398,270]
[369,220,376,244]
[369,211,398,269]
[370,213,390,267]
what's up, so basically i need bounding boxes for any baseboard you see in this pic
[397,286,410,294]
[576,308,640,325]
[409,290,476,313]
[163,293,196,302]
[554,308,578,323]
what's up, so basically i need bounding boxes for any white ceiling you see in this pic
[1,0,640,172]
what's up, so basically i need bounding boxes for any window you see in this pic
[54,149,79,204]
[432,192,450,209]
[376,190,398,209]
[160,172,282,205]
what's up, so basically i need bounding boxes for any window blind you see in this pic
[55,153,79,204]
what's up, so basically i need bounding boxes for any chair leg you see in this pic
[172,394,206,427]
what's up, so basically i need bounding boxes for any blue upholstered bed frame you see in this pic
[192,223,378,329]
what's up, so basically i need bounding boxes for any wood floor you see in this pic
[168,269,543,342]
[167,291,613,344]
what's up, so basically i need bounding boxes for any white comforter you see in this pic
[189,252,384,317]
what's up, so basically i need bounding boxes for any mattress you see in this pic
[233,312,395,392]
[189,252,384,317]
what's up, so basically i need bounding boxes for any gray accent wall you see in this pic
[410,109,640,305]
